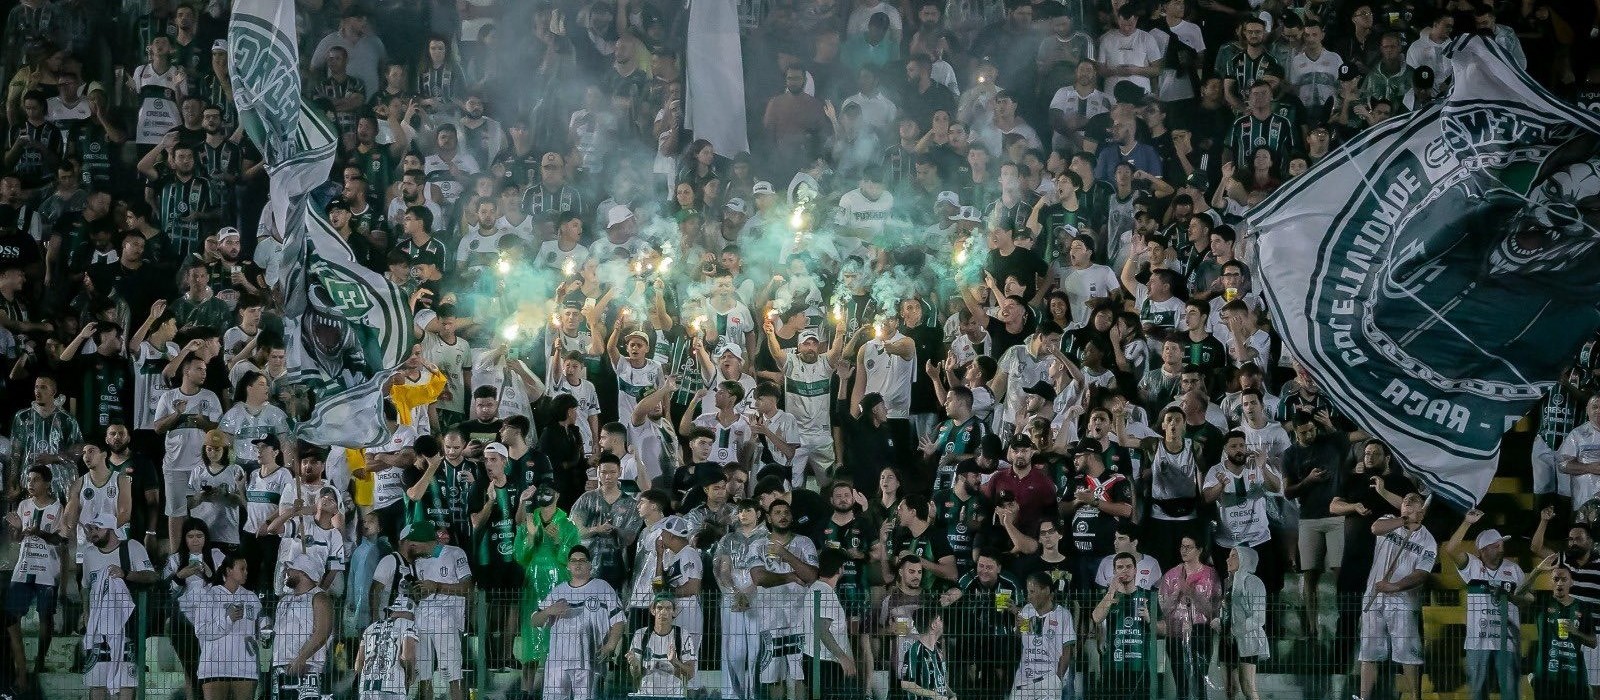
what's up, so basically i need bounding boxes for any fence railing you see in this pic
[26,586,1558,700]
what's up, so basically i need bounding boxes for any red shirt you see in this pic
[984,465,1057,531]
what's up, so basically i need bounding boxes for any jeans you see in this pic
[1466,648,1519,700]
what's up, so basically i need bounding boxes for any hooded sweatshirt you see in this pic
[1225,546,1270,660]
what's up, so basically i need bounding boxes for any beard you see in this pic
[770,522,791,535]
[832,502,853,513]
[1228,452,1248,465]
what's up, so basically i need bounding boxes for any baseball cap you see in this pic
[86,512,120,531]
[401,521,437,543]
[662,515,694,539]
[86,81,105,94]
[1023,380,1057,403]
[606,204,634,228]
[252,434,282,451]
[1475,529,1510,550]
[212,39,228,53]
[286,553,326,582]
[204,429,230,449]
[387,596,416,613]
[625,330,651,345]
[949,206,982,223]
[718,343,744,360]
[483,442,510,460]
[1066,440,1097,457]
[325,198,351,214]
[535,485,559,507]
[797,329,821,344]
[751,181,776,196]
[724,197,748,214]
[1337,63,1360,82]
[1415,65,1435,89]
[936,191,960,207]
[216,226,241,241]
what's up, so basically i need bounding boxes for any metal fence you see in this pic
[15,582,1566,700]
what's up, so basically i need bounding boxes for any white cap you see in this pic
[724,197,748,214]
[717,343,744,360]
[216,226,241,241]
[751,181,776,196]
[797,328,821,344]
[483,442,510,459]
[936,191,960,207]
[949,206,982,223]
[86,512,120,531]
[662,515,694,539]
[606,204,634,229]
[1475,529,1510,550]
[286,553,326,582]
[388,596,416,613]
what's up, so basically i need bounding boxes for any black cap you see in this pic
[535,485,559,507]
[1008,434,1036,450]
[251,434,282,451]
[1112,81,1148,105]
[1023,381,1057,403]
[1337,63,1360,82]
[1066,441,1095,457]
[1415,65,1435,89]
[325,198,351,213]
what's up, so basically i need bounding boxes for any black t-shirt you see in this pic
[110,453,161,536]
[986,311,1038,358]
[1335,465,1417,590]
[1069,473,1133,558]
[456,418,503,446]
[1011,552,1075,600]
[466,478,521,571]
[985,246,1049,299]
[903,324,944,413]
[841,416,896,491]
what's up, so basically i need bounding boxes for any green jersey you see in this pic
[1533,594,1596,690]
[1102,588,1158,673]
[900,640,950,697]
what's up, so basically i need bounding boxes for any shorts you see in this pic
[165,469,193,517]
[85,636,136,691]
[416,624,465,683]
[4,580,58,619]
[543,661,596,700]
[1298,517,1345,571]
[1357,604,1423,665]
[756,627,805,684]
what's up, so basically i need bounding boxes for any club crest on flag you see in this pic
[1251,36,1600,509]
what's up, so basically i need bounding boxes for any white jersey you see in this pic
[664,545,705,637]
[1458,554,1524,652]
[535,240,589,272]
[359,617,417,697]
[629,626,697,697]
[1055,263,1120,328]
[1148,440,1201,521]
[782,353,833,437]
[130,63,181,145]
[696,372,757,417]
[188,463,246,544]
[541,579,625,663]
[549,376,601,455]
[750,534,819,630]
[273,587,330,670]
[188,584,263,680]
[750,409,802,469]
[997,344,1055,428]
[1559,422,1600,506]
[414,545,473,630]
[276,519,349,592]
[835,188,895,238]
[421,333,472,416]
[1202,462,1275,547]
[12,498,62,585]
[133,341,179,429]
[1364,518,1438,611]
[243,466,294,536]
[692,414,753,466]
[1014,604,1076,685]
[1289,48,1342,109]
[614,357,664,423]
[860,334,914,419]
[73,471,124,548]
[218,402,291,465]
[153,387,224,473]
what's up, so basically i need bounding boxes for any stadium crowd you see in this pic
[0,0,1598,699]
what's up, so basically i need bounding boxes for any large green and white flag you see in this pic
[1252,37,1600,509]
[229,0,412,448]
